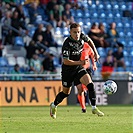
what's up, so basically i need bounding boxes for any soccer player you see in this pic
[75,42,97,113]
[50,23,104,119]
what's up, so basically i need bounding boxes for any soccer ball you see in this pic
[103,80,117,95]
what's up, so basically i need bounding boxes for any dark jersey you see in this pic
[62,33,90,71]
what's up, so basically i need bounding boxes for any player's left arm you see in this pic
[92,59,97,71]
[80,33,100,62]
[89,48,97,71]
[87,38,100,62]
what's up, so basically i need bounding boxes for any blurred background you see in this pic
[0,0,133,81]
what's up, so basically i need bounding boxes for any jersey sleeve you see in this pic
[80,33,90,42]
[62,43,70,59]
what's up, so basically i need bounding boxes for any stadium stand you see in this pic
[0,0,133,80]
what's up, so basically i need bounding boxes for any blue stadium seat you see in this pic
[106,4,112,10]
[115,13,121,18]
[108,13,113,18]
[119,31,124,37]
[97,47,106,57]
[91,12,98,18]
[62,27,69,37]
[117,22,123,28]
[83,18,91,27]
[125,60,130,67]
[131,51,133,56]
[128,32,132,37]
[76,9,83,18]
[123,50,128,56]
[102,22,107,28]
[86,22,92,29]
[112,4,119,10]
[129,41,133,46]
[119,2,126,10]
[0,57,8,67]
[82,2,89,9]
[28,26,36,38]
[91,4,96,9]
[55,27,62,36]
[14,36,25,46]
[124,22,130,28]
[83,10,90,18]
[53,57,60,67]
[83,26,90,34]
[99,12,106,18]
[75,18,84,26]
[97,4,104,9]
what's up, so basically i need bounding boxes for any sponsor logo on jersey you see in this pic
[63,81,67,86]
[63,50,69,56]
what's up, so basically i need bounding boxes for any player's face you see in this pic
[70,27,81,41]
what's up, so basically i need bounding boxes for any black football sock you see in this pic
[54,91,69,106]
[87,83,96,106]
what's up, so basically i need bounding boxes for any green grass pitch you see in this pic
[0,105,132,133]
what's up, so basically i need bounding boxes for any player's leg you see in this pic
[50,86,70,119]
[80,74,96,107]
[74,74,86,113]
[50,68,74,119]
[80,74,104,116]
[77,84,86,113]
[54,86,71,106]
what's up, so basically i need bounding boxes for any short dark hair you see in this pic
[70,23,81,29]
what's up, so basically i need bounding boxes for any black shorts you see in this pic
[62,65,87,88]
[74,68,92,86]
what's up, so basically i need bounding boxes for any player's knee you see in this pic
[86,83,95,92]
[63,86,71,94]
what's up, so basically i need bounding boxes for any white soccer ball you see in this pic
[103,80,117,95]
